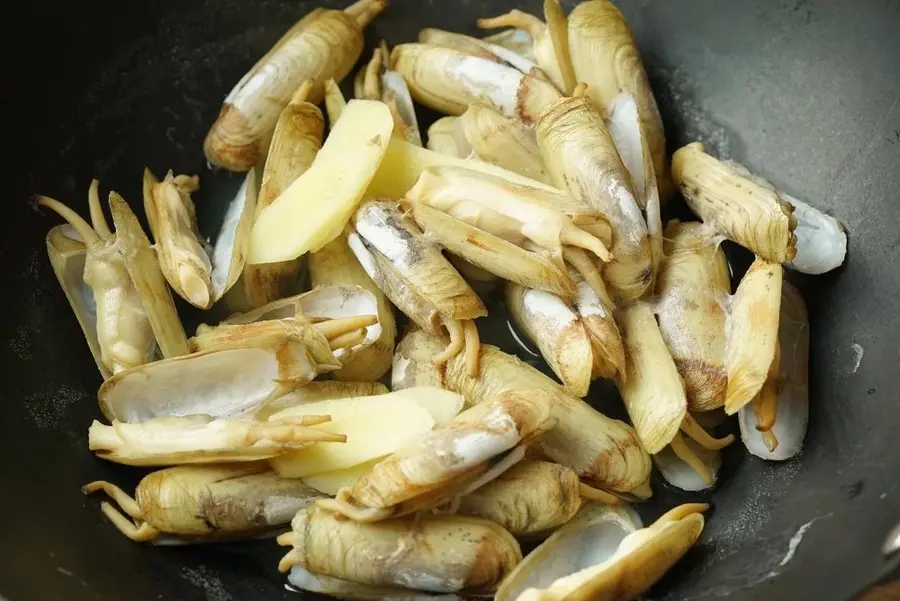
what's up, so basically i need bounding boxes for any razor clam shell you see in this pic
[418,27,503,62]
[567,0,670,200]
[108,193,190,359]
[616,302,687,454]
[781,192,847,274]
[739,281,809,460]
[392,328,446,391]
[653,436,721,491]
[353,200,486,320]
[46,225,109,379]
[382,70,423,147]
[574,278,625,381]
[656,221,730,411]
[408,202,576,298]
[495,503,642,601]
[724,258,782,414]
[427,117,470,158]
[99,347,289,422]
[288,566,466,601]
[536,96,652,300]
[672,142,797,264]
[483,28,535,61]
[506,282,593,397]
[219,285,382,362]
[256,380,388,420]
[441,339,652,493]
[211,169,258,300]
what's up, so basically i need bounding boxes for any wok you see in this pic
[1,0,898,599]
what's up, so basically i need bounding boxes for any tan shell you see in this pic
[458,103,550,184]
[309,234,397,382]
[203,2,382,171]
[255,380,388,421]
[433,335,650,493]
[88,415,344,466]
[568,0,671,200]
[457,459,587,537]
[391,43,560,124]
[419,28,504,62]
[656,221,730,411]
[725,257,783,414]
[536,95,652,300]
[616,302,687,454]
[671,142,798,263]
[427,116,471,158]
[242,84,324,309]
[288,566,468,601]
[282,506,521,594]
[349,389,555,510]
[483,28,536,60]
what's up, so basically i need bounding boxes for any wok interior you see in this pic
[4,0,899,600]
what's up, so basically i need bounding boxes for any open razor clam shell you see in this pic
[418,27,504,62]
[108,193,190,359]
[46,225,110,379]
[408,202,576,299]
[210,169,258,301]
[382,69,423,147]
[653,436,722,491]
[672,142,797,264]
[739,281,809,460]
[780,192,847,275]
[567,0,671,201]
[99,346,310,422]
[390,43,560,124]
[288,566,466,601]
[437,338,652,493]
[218,285,381,362]
[656,221,730,411]
[426,117,470,157]
[503,504,706,601]
[616,302,688,454]
[483,28,535,61]
[724,258,783,415]
[458,103,550,184]
[536,95,653,301]
[88,415,342,466]
[204,5,371,171]
[353,200,486,321]
[255,380,388,420]
[284,507,522,594]
[348,389,555,510]
[506,282,593,397]
[495,503,643,601]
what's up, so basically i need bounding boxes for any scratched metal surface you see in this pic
[1,0,899,600]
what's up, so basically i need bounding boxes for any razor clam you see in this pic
[724,257,783,415]
[143,168,257,309]
[483,28,536,60]
[458,459,620,538]
[497,503,706,601]
[407,165,612,264]
[349,200,486,374]
[357,42,423,146]
[457,102,550,184]
[426,116,471,158]
[82,463,325,542]
[88,414,344,466]
[309,235,397,381]
[203,0,385,171]
[203,285,382,365]
[390,43,561,124]
[656,221,731,411]
[536,88,653,300]
[288,567,466,601]
[672,142,798,264]
[617,302,735,486]
[739,281,809,460]
[653,435,722,492]
[407,201,576,298]
[317,389,555,521]
[38,187,188,376]
[781,192,847,274]
[394,330,652,494]
[478,0,577,93]
[506,278,624,397]
[568,0,671,201]
[418,27,504,62]
[278,506,522,594]
[241,81,323,309]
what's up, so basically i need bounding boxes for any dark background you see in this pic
[1,0,899,599]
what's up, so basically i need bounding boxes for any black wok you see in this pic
[2,0,899,600]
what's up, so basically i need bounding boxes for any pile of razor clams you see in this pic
[37,0,845,599]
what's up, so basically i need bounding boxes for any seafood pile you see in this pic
[36,0,846,599]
